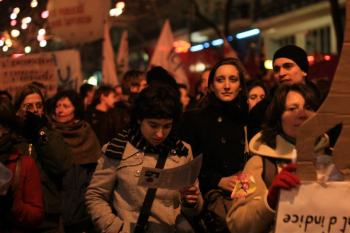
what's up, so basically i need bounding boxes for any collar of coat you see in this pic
[104,128,188,160]
[249,132,330,160]
[249,132,297,160]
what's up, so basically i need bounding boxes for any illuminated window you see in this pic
[306,26,331,54]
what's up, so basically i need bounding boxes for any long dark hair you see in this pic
[260,84,319,148]
[208,57,248,95]
[14,85,45,112]
[203,58,248,112]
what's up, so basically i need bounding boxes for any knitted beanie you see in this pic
[273,45,309,73]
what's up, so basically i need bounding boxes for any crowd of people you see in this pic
[0,44,341,233]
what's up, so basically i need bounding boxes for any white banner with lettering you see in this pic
[47,0,110,45]
[275,182,350,233]
[0,50,82,98]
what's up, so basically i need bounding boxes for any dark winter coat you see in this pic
[16,128,72,214]
[85,106,129,146]
[50,119,101,229]
[179,94,249,195]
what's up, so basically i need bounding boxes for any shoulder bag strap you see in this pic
[244,126,249,154]
[134,150,168,233]
[262,157,278,188]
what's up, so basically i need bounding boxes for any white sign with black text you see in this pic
[275,182,350,233]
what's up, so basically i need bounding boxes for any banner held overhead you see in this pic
[47,0,110,45]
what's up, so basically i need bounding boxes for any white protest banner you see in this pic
[0,50,82,97]
[275,182,350,233]
[54,50,83,93]
[0,53,57,97]
[47,0,110,45]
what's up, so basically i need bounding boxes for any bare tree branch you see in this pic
[190,0,223,38]
[250,0,261,21]
[224,0,233,37]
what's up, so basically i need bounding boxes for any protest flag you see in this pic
[116,30,129,79]
[102,20,118,86]
[149,19,189,86]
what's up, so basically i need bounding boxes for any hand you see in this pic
[218,175,237,192]
[267,163,300,209]
[180,185,200,207]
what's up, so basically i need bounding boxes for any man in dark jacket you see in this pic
[86,85,129,146]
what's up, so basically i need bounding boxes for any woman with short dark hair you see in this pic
[247,80,269,111]
[86,85,202,233]
[49,90,100,233]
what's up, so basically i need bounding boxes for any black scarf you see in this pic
[105,126,188,160]
[207,93,249,125]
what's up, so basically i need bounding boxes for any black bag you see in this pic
[200,189,232,233]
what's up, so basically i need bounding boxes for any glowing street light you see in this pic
[13,7,20,14]
[21,23,28,30]
[38,28,46,36]
[109,8,123,17]
[22,17,32,24]
[116,2,125,9]
[24,46,31,53]
[5,39,12,47]
[11,29,20,38]
[41,10,49,19]
[39,40,47,47]
[10,20,17,26]
[31,0,38,8]
[37,34,45,41]
[10,13,17,20]
[2,45,8,52]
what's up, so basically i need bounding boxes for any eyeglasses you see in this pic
[22,102,43,112]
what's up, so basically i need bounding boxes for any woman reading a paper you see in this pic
[226,84,323,233]
[86,84,202,233]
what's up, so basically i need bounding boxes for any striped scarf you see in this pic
[105,127,188,160]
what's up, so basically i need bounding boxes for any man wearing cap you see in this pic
[247,45,320,140]
[272,45,309,85]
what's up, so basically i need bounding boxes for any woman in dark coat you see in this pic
[15,85,72,233]
[49,90,101,233]
[180,57,249,195]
